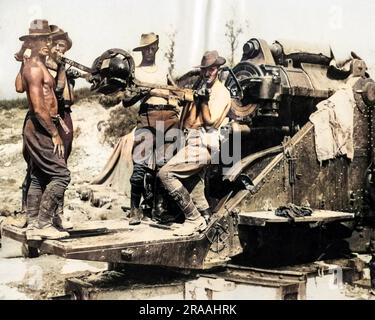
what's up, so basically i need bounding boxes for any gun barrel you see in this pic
[132,79,195,102]
[59,56,93,74]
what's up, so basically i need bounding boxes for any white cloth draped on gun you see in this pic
[309,86,355,163]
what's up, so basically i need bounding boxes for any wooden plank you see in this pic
[1,224,26,242]
[44,227,177,252]
[2,219,146,243]
[67,219,131,231]
[238,210,354,226]
[2,219,199,255]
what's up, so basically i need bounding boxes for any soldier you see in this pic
[158,50,232,236]
[47,26,78,229]
[15,25,76,230]
[19,20,71,239]
[48,25,76,162]
[122,33,180,225]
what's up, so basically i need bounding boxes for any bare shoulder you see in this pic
[22,62,44,84]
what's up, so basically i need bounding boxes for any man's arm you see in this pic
[200,101,214,127]
[202,84,232,129]
[15,71,25,93]
[195,88,215,127]
[122,89,148,108]
[15,63,26,93]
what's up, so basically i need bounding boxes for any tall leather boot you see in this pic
[25,192,41,229]
[129,207,144,225]
[169,186,207,236]
[152,185,168,222]
[128,186,144,225]
[27,186,69,240]
[53,198,73,230]
[52,189,73,230]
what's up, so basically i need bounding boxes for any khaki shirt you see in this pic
[135,65,177,107]
[181,79,231,152]
[182,79,231,130]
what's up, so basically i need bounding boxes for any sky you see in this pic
[0,0,375,99]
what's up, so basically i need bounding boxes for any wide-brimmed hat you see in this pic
[133,33,159,51]
[49,25,72,50]
[19,19,52,41]
[195,50,226,68]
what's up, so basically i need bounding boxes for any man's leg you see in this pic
[128,124,155,225]
[37,176,70,229]
[129,163,148,225]
[186,172,211,222]
[53,192,73,230]
[26,168,44,228]
[27,170,71,240]
[25,169,71,240]
[53,109,74,229]
[21,113,31,216]
[158,147,208,236]
[23,116,71,239]
[21,167,31,214]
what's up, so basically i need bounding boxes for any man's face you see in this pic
[52,39,69,55]
[201,65,219,85]
[141,43,158,64]
[50,39,68,62]
[36,38,51,57]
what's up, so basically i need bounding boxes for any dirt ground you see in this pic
[0,254,107,300]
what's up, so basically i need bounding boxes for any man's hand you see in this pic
[122,88,149,108]
[52,133,65,159]
[194,85,210,104]
[66,68,82,80]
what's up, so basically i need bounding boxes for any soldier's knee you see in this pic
[57,168,71,188]
[64,169,71,185]
[130,172,144,187]
[158,166,169,184]
[131,164,148,185]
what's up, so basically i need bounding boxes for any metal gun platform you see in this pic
[2,208,354,270]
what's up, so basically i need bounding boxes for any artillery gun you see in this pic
[4,38,375,272]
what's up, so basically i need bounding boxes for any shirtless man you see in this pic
[16,24,76,230]
[19,20,70,239]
